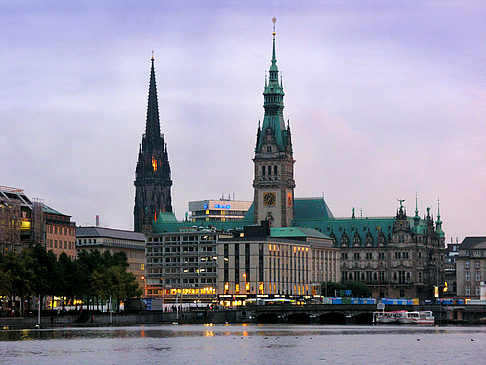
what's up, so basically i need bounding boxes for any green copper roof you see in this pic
[293,198,334,221]
[42,204,65,216]
[255,24,289,153]
[270,227,330,239]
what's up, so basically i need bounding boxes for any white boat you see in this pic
[396,311,415,324]
[405,311,435,325]
[374,310,407,324]
[374,310,434,325]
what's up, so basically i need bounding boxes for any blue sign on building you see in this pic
[214,204,231,209]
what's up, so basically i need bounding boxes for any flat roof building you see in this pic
[188,199,252,223]
[76,227,146,289]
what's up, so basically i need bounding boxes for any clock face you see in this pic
[263,192,276,206]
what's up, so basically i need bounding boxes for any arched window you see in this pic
[268,166,272,175]
[274,165,277,175]
[262,166,265,175]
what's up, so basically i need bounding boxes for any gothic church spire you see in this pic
[145,54,161,145]
[134,54,173,232]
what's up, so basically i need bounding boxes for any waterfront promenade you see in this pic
[2,302,486,329]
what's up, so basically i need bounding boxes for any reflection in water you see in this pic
[0,325,485,365]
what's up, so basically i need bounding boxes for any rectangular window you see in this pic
[366,252,372,260]
[465,285,471,295]
[399,271,405,284]
[366,271,372,282]
[465,271,470,281]
[379,252,385,260]
[353,252,360,260]
[475,271,481,281]
[379,271,385,283]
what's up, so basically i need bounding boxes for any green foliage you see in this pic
[0,247,141,307]
[321,281,372,298]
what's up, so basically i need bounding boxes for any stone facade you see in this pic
[456,237,486,298]
[338,205,446,300]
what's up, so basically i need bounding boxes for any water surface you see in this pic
[1,324,485,364]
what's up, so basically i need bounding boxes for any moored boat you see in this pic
[373,310,406,324]
[406,310,435,325]
[375,310,435,325]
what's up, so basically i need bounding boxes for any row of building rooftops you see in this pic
[152,196,444,247]
[1,185,65,217]
[2,184,444,248]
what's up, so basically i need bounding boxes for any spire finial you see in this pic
[437,196,440,218]
[151,50,154,60]
[272,17,277,63]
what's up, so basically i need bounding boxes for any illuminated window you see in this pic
[152,156,157,171]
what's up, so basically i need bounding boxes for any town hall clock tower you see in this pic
[253,18,295,227]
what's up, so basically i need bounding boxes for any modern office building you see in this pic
[144,221,340,305]
[217,223,340,306]
[188,199,252,223]
[76,227,146,289]
[145,230,221,302]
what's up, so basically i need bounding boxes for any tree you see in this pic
[321,281,371,298]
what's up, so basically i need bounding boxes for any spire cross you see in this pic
[271,17,277,63]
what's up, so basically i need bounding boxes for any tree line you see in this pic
[321,281,372,298]
[0,245,141,315]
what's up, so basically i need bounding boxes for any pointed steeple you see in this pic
[436,197,444,237]
[145,54,161,145]
[134,54,173,232]
[256,17,289,153]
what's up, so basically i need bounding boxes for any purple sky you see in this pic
[2,1,485,242]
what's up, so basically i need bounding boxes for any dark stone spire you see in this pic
[134,55,173,232]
